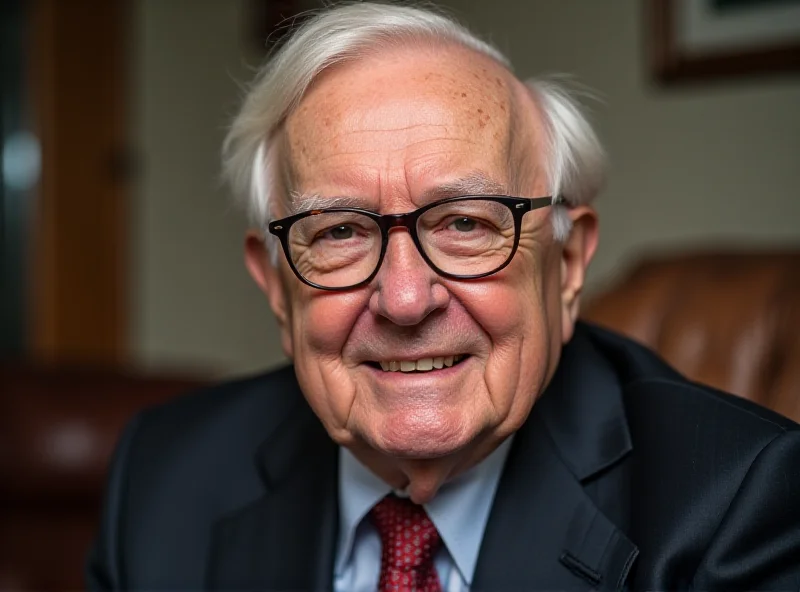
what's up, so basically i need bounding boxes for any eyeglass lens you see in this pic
[286,198,517,288]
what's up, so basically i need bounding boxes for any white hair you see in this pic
[222,2,605,260]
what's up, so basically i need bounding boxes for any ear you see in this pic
[244,231,294,359]
[559,206,599,344]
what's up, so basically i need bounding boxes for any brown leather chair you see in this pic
[583,250,800,423]
[0,363,205,591]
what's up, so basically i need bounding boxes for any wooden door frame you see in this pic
[28,0,129,364]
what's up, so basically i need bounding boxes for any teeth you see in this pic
[416,358,433,371]
[376,356,465,372]
[400,361,416,372]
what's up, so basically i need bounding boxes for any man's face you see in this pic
[247,45,595,490]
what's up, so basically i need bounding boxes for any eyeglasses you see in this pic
[267,195,564,291]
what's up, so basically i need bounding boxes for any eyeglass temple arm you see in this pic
[528,195,566,209]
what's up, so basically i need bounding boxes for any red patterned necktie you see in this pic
[370,495,444,592]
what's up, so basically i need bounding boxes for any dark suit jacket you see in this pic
[87,323,800,590]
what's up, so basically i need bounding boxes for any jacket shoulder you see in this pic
[137,364,301,443]
[581,321,798,433]
[124,363,304,511]
[579,323,800,588]
[93,365,303,588]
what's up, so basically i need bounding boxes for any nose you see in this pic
[369,230,449,326]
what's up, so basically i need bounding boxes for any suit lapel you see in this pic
[473,327,639,591]
[206,397,339,591]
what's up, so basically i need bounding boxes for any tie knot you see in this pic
[370,495,443,591]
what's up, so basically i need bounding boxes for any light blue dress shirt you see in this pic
[334,437,513,592]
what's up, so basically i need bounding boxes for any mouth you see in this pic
[366,354,469,373]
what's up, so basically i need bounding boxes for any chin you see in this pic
[370,409,476,460]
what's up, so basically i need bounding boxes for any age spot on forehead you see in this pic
[477,107,491,129]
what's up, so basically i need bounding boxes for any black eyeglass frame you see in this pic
[267,194,565,291]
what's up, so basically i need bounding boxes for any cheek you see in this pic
[292,289,368,357]
[457,253,549,345]
[288,289,369,437]
[451,254,558,421]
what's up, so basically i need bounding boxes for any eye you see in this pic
[327,225,354,240]
[450,217,477,232]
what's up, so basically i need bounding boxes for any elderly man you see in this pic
[88,3,800,591]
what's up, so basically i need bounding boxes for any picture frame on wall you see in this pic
[651,0,800,83]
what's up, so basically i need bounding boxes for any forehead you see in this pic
[282,44,529,207]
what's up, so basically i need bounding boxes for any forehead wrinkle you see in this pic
[310,125,485,167]
[330,122,451,138]
[290,66,513,161]
[314,139,479,163]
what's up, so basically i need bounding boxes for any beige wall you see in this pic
[130,0,800,376]
[130,0,283,376]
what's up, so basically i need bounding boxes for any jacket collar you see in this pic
[536,323,634,482]
[472,324,638,590]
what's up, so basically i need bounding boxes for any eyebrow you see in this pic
[420,172,508,202]
[287,172,509,215]
[288,192,370,214]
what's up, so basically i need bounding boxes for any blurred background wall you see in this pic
[130,0,281,377]
[129,0,800,376]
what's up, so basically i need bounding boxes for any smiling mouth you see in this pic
[367,355,469,373]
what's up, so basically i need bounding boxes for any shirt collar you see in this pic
[336,437,513,585]
[336,446,390,578]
